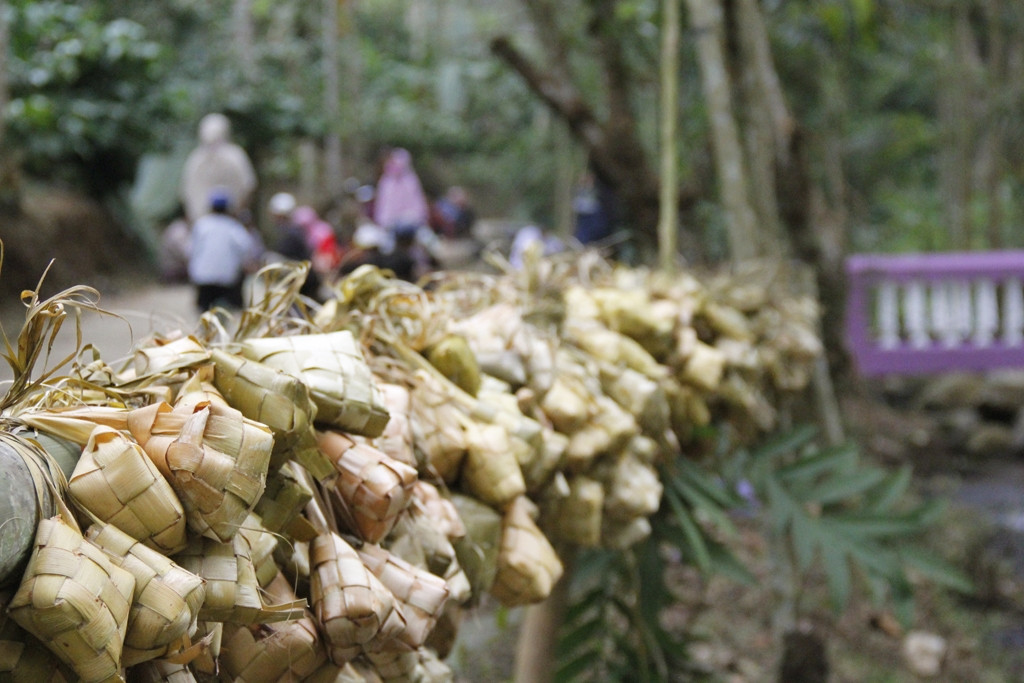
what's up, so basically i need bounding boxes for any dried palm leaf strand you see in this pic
[210,349,334,481]
[85,522,205,667]
[175,534,305,624]
[220,573,326,683]
[310,532,405,664]
[127,659,197,683]
[357,543,449,649]
[460,422,526,510]
[490,496,563,607]
[239,331,390,437]
[0,611,75,682]
[8,516,135,683]
[68,425,187,555]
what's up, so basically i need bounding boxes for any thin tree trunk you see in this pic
[685,0,759,261]
[0,0,8,149]
[513,574,570,683]
[658,0,681,272]
[938,6,976,250]
[733,0,788,257]
[232,0,255,77]
[323,0,343,197]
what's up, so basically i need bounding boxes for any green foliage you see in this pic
[734,425,973,625]
[6,1,167,192]
[556,544,705,683]
[556,455,749,682]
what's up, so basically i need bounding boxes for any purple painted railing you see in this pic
[845,251,1024,375]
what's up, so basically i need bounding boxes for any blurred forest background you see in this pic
[2,0,1023,299]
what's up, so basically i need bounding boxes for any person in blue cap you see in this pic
[187,188,261,311]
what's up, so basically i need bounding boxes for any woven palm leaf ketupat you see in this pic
[361,644,418,680]
[128,659,197,683]
[8,516,135,683]
[320,432,417,543]
[237,513,281,588]
[601,453,663,521]
[543,475,604,547]
[239,331,390,437]
[426,334,482,396]
[253,462,314,536]
[0,611,75,682]
[302,660,371,683]
[373,383,416,467]
[219,573,326,682]
[357,543,449,649]
[132,336,211,377]
[68,425,187,555]
[210,349,333,481]
[490,496,563,607]
[309,532,405,664]
[460,422,525,510]
[408,369,467,482]
[175,533,305,624]
[127,386,272,543]
[84,523,204,667]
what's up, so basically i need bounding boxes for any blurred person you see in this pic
[268,192,321,301]
[572,170,615,245]
[373,148,429,237]
[157,210,191,283]
[180,113,257,224]
[188,189,261,311]
[432,185,476,239]
[292,205,340,278]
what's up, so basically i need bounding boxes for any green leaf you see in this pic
[821,543,851,612]
[804,466,887,505]
[669,470,739,539]
[675,457,742,508]
[827,513,929,539]
[706,538,757,585]
[752,424,818,463]
[900,547,974,594]
[559,616,606,658]
[776,443,858,483]
[564,586,606,625]
[664,486,712,574]
[790,512,820,572]
[863,465,912,512]
[555,644,604,683]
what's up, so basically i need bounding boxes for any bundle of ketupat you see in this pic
[0,247,822,680]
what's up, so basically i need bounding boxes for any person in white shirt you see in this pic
[188,189,261,311]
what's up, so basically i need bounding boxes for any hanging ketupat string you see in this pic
[0,248,821,682]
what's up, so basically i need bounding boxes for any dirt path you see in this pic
[0,282,198,384]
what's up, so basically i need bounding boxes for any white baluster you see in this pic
[973,278,999,347]
[905,280,930,348]
[1003,278,1024,346]
[930,281,959,348]
[953,280,974,342]
[877,281,901,349]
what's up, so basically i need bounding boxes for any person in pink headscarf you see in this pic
[372,148,430,233]
[292,205,340,276]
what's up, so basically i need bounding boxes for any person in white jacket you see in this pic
[180,113,257,224]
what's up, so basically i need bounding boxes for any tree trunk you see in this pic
[684,0,759,261]
[232,0,255,77]
[323,0,344,198]
[0,0,8,149]
[513,573,570,683]
[938,6,976,250]
[658,0,681,272]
